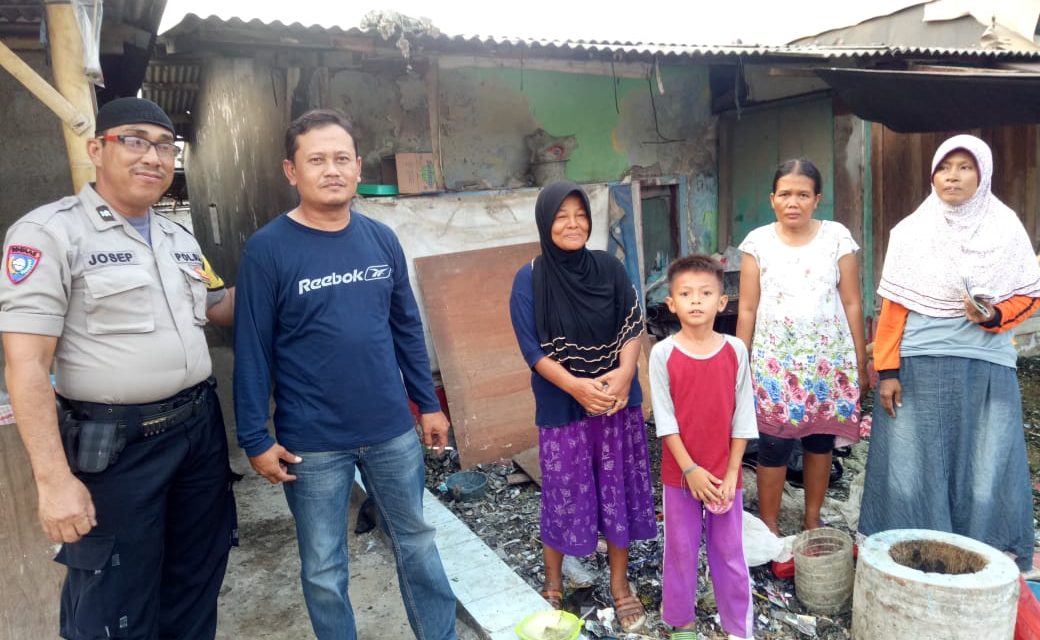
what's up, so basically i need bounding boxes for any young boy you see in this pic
[649,255,758,640]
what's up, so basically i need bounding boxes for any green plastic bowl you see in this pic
[356,183,399,196]
[514,609,583,640]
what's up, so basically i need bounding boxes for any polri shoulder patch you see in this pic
[7,245,42,284]
[193,266,211,285]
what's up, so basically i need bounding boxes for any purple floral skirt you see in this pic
[538,405,657,556]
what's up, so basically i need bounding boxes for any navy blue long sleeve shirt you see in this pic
[233,212,440,457]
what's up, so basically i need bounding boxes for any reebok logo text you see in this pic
[298,265,391,295]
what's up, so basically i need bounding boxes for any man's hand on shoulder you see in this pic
[36,472,96,543]
[248,443,302,484]
[418,411,451,453]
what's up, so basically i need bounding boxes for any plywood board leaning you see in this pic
[416,242,541,468]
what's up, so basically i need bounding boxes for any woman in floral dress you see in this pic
[736,158,868,534]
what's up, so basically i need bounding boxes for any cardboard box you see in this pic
[383,153,438,194]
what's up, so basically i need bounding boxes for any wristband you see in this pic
[681,463,698,476]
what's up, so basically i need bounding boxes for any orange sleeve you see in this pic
[874,298,909,373]
[981,295,1040,333]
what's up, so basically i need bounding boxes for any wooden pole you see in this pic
[0,40,91,134]
[45,0,96,191]
[425,56,445,190]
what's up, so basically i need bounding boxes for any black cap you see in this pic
[95,97,175,135]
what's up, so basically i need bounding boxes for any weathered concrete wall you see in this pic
[438,64,719,251]
[185,57,296,282]
[724,96,835,245]
[324,68,431,181]
[0,50,74,235]
[189,56,720,285]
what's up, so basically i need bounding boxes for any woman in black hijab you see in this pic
[509,181,655,631]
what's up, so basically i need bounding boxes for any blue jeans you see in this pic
[282,428,457,639]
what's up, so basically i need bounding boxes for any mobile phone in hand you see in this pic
[962,277,991,315]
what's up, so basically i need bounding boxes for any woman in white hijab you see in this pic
[860,134,1040,570]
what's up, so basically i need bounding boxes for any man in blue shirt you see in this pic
[233,109,456,640]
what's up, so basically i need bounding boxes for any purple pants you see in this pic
[662,485,753,636]
[539,405,656,556]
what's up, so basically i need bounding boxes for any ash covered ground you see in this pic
[425,358,1040,639]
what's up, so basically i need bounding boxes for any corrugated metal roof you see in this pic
[146,13,1040,134]
[143,63,199,118]
[0,0,163,35]
[0,0,45,37]
[160,13,1040,61]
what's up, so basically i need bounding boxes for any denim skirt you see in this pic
[859,355,1034,570]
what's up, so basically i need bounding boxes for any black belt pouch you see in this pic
[59,410,126,474]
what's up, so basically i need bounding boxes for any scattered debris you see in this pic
[773,611,818,637]
[359,10,440,61]
[422,361,1040,638]
[562,555,595,589]
[507,473,533,486]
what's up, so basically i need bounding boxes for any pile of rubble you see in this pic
[425,428,869,639]
[421,359,1040,637]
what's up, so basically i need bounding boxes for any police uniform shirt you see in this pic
[0,184,212,404]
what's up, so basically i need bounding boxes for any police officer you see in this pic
[0,97,236,640]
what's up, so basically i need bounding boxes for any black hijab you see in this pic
[532,181,643,377]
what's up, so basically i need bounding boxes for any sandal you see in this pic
[670,632,697,640]
[612,586,647,633]
[540,587,564,610]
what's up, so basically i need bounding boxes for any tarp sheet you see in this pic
[816,67,1040,133]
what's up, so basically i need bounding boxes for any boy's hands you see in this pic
[719,469,738,502]
[684,466,723,504]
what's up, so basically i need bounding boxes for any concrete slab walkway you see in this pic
[210,343,550,638]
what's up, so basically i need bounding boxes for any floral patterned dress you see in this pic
[739,220,861,443]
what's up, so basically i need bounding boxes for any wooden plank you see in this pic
[416,243,541,468]
[506,473,532,486]
[425,56,445,191]
[833,112,865,248]
[0,424,63,637]
[417,241,655,468]
[870,122,885,310]
[512,445,542,486]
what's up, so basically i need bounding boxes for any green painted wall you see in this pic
[463,67,634,182]
[438,64,718,249]
[440,65,711,183]
[729,97,835,245]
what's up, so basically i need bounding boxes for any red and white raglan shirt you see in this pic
[649,334,758,489]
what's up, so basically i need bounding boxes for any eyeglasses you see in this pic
[98,134,181,160]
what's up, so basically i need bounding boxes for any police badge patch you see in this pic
[6,245,42,284]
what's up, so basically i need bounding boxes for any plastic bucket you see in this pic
[445,470,487,502]
[794,527,854,614]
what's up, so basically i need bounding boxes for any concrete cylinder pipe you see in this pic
[852,529,1019,639]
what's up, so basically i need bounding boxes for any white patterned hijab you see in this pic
[878,134,1040,317]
